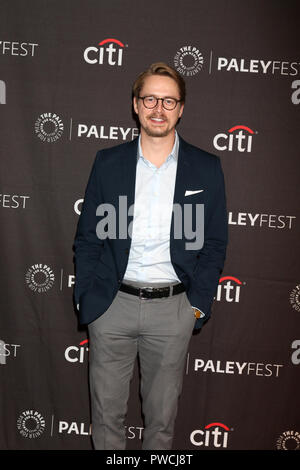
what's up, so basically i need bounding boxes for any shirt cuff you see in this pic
[191,306,205,318]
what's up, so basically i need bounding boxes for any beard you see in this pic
[141,113,172,138]
[143,127,171,137]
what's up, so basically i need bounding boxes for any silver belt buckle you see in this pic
[139,286,171,299]
[139,286,154,300]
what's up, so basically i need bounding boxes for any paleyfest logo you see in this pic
[174,45,204,76]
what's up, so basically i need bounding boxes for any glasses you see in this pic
[138,95,180,111]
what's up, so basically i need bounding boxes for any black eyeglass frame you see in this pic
[138,95,181,110]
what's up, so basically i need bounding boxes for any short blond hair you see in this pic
[132,62,186,103]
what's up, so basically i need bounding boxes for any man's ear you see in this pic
[133,96,139,115]
[179,102,184,118]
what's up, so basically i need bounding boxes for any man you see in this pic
[73,62,228,450]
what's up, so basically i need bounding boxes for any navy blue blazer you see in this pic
[73,135,228,329]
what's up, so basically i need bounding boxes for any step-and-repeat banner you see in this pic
[0,0,299,450]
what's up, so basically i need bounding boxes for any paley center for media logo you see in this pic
[26,412,143,441]
[84,38,127,66]
[34,113,137,143]
[173,49,300,78]
[25,263,55,293]
[35,112,64,143]
[276,430,300,450]
[290,284,300,313]
[174,45,204,76]
[25,263,76,295]
[17,410,46,439]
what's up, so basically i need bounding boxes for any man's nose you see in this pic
[156,99,164,112]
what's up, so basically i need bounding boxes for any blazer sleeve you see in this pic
[73,151,104,307]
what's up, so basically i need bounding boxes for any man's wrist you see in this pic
[191,306,205,319]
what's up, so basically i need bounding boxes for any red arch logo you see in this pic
[228,125,254,134]
[219,276,242,285]
[205,422,230,431]
[98,38,125,47]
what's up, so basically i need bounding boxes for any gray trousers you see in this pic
[88,280,196,450]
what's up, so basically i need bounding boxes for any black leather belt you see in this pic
[119,282,185,299]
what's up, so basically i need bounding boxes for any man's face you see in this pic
[133,75,184,138]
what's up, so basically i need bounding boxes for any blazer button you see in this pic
[125,248,129,254]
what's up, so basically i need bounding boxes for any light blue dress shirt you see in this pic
[123,132,180,283]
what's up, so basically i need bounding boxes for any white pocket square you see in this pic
[184,189,204,196]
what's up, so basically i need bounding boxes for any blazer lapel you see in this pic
[172,136,191,206]
[170,136,192,245]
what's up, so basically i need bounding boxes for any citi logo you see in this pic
[190,422,232,448]
[84,38,126,66]
[213,125,255,153]
[65,339,89,363]
[215,276,244,303]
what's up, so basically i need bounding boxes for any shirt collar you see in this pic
[137,131,179,164]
